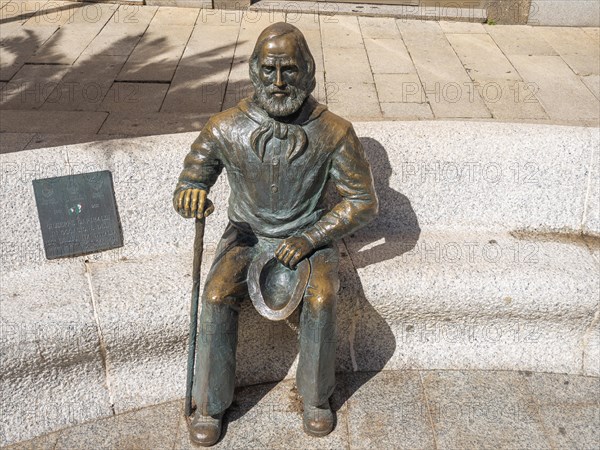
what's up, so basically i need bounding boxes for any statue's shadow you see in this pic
[335,137,421,409]
[225,137,420,425]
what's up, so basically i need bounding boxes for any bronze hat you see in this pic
[247,243,311,321]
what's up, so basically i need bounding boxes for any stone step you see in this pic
[5,370,599,450]
[0,121,598,445]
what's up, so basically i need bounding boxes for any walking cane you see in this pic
[185,216,205,417]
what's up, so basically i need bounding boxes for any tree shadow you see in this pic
[0,4,248,151]
[0,1,84,25]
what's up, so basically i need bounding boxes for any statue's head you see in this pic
[249,22,316,118]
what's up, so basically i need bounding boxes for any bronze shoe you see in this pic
[303,401,334,437]
[188,410,223,447]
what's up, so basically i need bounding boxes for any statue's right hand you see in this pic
[174,188,215,219]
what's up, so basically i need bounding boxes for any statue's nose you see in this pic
[274,68,285,88]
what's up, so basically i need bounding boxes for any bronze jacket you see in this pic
[174,96,378,246]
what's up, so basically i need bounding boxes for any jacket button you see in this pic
[271,184,278,193]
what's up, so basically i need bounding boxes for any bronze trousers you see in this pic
[192,223,340,416]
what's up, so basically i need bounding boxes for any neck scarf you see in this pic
[239,96,327,163]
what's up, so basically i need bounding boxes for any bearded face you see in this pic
[254,77,308,117]
[251,34,314,118]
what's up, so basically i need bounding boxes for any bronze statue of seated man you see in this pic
[174,22,378,447]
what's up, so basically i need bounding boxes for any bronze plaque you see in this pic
[33,171,123,259]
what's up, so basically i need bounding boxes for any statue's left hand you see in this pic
[275,236,314,269]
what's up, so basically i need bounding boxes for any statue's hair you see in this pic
[249,22,316,94]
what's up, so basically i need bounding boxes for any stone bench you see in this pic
[1,121,598,445]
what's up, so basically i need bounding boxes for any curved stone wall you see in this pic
[1,121,598,445]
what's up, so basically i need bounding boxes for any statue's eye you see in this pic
[263,66,275,73]
[282,66,298,75]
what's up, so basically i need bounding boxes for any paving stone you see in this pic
[225,60,249,84]
[231,11,284,64]
[285,6,321,32]
[302,29,324,72]
[447,33,521,81]
[0,110,107,133]
[476,79,548,120]
[358,16,400,39]
[238,8,285,34]
[314,70,326,105]
[374,73,423,102]
[381,101,433,119]
[536,26,600,76]
[55,401,181,449]
[326,82,381,119]
[225,58,252,96]
[0,19,27,40]
[116,25,194,82]
[581,74,600,100]
[421,370,551,449]
[150,5,200,26]
[320,14,363,48]
[246,6,287,26]
[41,55,128,111]
[442,33,548,119]
[197,6,244,27]
[80,5,157,57]
[439,19,486,33]
[0,0,48,24]
[0,131,33,153]
[363,38,415,74]
[485,24,558,56]
[0,64,69,109]
[0,23,59,80]
[100,82,169,112]
[23,1,117,27]
[323,46,373,84]
[223,16,263,51]
[398,21,490,118]
[583,26,600,41]
[525,372,600,405]
[174,379,349,449]
[5,371,600,448]
[538,404,600,449]
[182,24,238,65]
[28,19,115,65]
[97,111,208,135]
[509,55,600,122]
[163,25,237,113]
[221,79,253,111]
[344,371,436,449]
